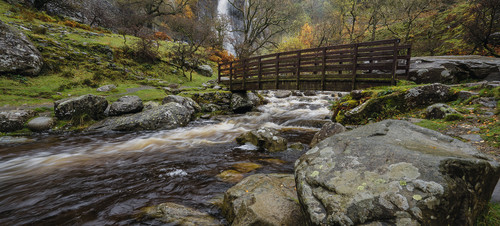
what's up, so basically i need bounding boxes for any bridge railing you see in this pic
[218,39,411,91]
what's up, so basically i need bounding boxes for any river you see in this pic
[0,91,337,225]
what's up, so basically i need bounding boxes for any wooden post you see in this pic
[229,62,233,91]
[275,53,280,89]
[243,59,247,90]
[258,57,262,90]
[405,46,412,80]
[351,44,359,90]
[296,52,301,90]
[391,40,400,86]
[218,63,221,83]
[339,52,343,75]
[321,47,327,90]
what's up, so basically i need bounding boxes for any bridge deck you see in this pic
[218,39,411,92]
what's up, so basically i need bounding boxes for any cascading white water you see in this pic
[217,0,236,56]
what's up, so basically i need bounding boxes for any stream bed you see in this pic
[0,91,337,225]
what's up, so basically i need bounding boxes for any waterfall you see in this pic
[217,0,236,56]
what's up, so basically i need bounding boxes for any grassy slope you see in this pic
[0,0,215,108]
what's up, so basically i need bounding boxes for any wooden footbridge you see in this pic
[217,39,411,91]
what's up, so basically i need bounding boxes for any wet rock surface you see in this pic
[295,120,499,225]
[231,92,260,113]
[0,19,43,76]
[222,174,306,226]
[162,95,201,116]
[236,127,287,152]
[54,94,108,120]
[140,202,221,225]
[88,103,192,131]
[309,122,346,147]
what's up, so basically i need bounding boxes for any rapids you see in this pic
[0,91,338,225]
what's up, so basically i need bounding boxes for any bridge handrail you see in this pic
[218,39,411,91]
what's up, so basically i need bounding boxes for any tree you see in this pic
[117,0,191,30]
[229,0,296,58]
[460,0,500,57]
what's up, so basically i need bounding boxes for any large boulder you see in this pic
[27,116,55,132]
[0,20,43,76]
[236,127,287,152]
[309,122,346,147]
[231,92,260,113]
[0,110,35,132]
[197,64,214,77]
[425,103,460,119]
[54,94,108,120]
[295,120,500,225]
[140,202,221,225]
[408,56,500,84]
[222,174,306,226]
[340,83,454,124]
[275,90,292,98]
[163,95,201,116]
[108,95,143,116]
[88,103,192,131]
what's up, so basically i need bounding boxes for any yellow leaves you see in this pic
[299,23,313,48]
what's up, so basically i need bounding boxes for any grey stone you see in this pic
[143,101,160,110]
[303,90,317,96]
[162,95,201,117]
[141,202,221,225]
[472,97,497,108]
[460,134,484,142]
[88,103,192,132]
[108,95,143,116]
[404,83,454,108]
[408,56,500,84]
[295,120,499,225]
[275,90,292,98]
[54,94,108,120]
[27,117,55,132]
[222,174,306,226]
[236,127,287,152]
[231,92,260,113]
[96,84,116,92]
[457,91,478,100]
[425,103,459,119]
[0,110,35,132]
[0,19,43,76]
[197,64,214,77]
[310,122,346,147]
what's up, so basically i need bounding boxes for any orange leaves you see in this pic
[154,32,172,41]
[299,23,313,48]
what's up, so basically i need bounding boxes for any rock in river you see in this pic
[88,103,192,132]
[0,110,35,132]
[140,202,221,225]
[231,92,260,113]
[222,174,306,226]
[236,127,287,152]
[295,120,500,225]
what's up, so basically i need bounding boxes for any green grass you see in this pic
[477,202,500,226]
[0,1,219,108]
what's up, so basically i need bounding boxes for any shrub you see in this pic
[131,35,160,63]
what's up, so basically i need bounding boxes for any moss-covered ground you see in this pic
[0,1,216,110]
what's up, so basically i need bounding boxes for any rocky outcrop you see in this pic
[108,95,143,116]
[54,94,108,120]
[339,83,455,124]
[222,174,306,226]
[309,122,346,147]
[0,20,43,76]
[295,120,500,225]
[425,103,460,119]
[191,91,232,113]
[88,103,192,131]
[0,110,35,132]
[197,64,214,77]
[236,127,287,152]
[231,92,260,113]
[140,202,221,225]
[162,95,201,120]
[27,116,55,132]
[408,56,500,84]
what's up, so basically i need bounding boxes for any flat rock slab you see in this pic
[295,120,499,225]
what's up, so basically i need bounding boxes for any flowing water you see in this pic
[0,91,337,225]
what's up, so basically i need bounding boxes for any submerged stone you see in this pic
[140,202,221,225]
